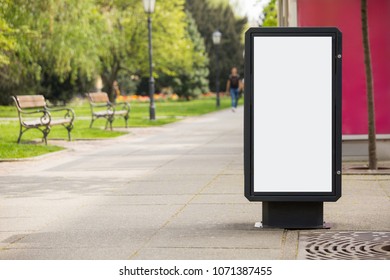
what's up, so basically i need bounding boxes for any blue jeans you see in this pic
[230,88,239,108]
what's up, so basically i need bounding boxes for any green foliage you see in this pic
[0,0,39,104]
[98,0,195,100]
[186,0,247,92]
[38,0,103,80]
[0,0,103,104]
[170,11,209,100]
[0,143,63,159]
[260,0,278,27]
[0,0,240,105]
[0,0,204,104]
[207,0,230,7]
[36,0,104,104]
[0,2,16,66]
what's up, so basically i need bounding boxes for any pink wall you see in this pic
[297,0,390,134]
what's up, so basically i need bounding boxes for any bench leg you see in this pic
[89,117,95,128]
[42,127,50,145]
[125,115,129,128]
[66,124,73,141]
[105,116,114,131]
[17,125,23,144]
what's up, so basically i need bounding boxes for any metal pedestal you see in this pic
[262,201,329,229]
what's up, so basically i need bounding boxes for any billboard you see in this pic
[244,27,342,202]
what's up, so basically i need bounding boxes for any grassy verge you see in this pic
[0,143,63,160]
[0,97,232,159]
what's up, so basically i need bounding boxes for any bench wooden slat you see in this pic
[22,119,48,127]
[88,92,109,103]
[50,119,72,125]
[93,110,113,117]
[114,110,129,116]
[16,95,46,108]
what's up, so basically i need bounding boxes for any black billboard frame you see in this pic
[244,27,342,228]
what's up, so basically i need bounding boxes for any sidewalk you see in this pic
[0,107,389,259]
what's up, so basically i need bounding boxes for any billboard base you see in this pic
[262,201,330,229]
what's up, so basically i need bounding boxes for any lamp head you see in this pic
[143,0,156,14]
[212,30,222,45]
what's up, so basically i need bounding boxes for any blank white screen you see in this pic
[253,36,332,192]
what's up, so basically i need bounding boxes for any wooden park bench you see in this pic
[87,92,130,130]
[12,95,75,145]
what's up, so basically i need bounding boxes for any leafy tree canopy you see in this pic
[260,0,277,27]
[0,0,248,104]
[98,0,195,99]
[186,0,247,91]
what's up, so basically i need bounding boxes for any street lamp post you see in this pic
[143,0,156,120]
[212,30,222,108]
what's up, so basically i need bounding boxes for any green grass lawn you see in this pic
[0,97,232,159]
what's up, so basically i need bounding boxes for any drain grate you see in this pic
[298,231,390,260]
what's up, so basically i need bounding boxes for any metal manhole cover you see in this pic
[298,231,390,260]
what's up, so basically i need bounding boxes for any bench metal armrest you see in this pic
[45,107,75,122]
[20,109,52,126]
[91,102,114,112]
[106,102,116,113]
[114,102,130,112]
[19,108,47,115]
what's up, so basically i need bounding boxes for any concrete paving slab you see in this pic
[0,177,122,196]
[133,248,281,260]
[45,204,183,231]
[378,180,390,197]
[146,228,283,249]
[0,217,49,232]
[190,194,249,204]
[201,175,244,194]
[151,167,225,176]
[86,194,193,206]
[0,247,136,260]
[162,204,262,228]
[3,229,153,250]
[126,173,215,183]
[117,180,210,196]
[323,177,390,230]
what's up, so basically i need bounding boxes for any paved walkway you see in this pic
[0,107,389,259]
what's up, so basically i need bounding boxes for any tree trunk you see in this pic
[102,60,120,102]
[361,0,377,170]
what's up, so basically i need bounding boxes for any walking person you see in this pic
[226,67,242,112]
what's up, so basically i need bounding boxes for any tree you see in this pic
[207,0,230,7]
[0,0,104,104]
[0,0,207,104]
[37,0,105,103]
[170,11,209,100]
[361,0,377,170]
[259,0,277,27]
[186,0,247,92]
[0,7,16,66]
[97,0,195,100]
[0,0,40,104]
